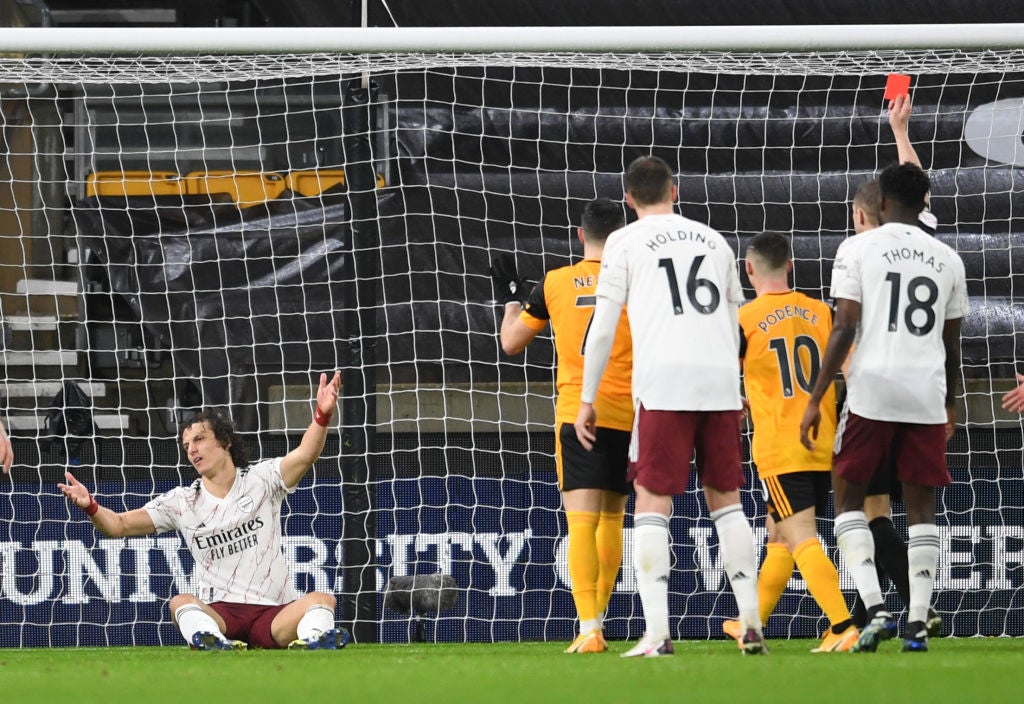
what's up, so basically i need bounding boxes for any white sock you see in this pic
[579,617,601,634]
[633,512,671,641]
[297,604,336,641]
[174,604,226,644]
[834,511,884,610]
[710,504,760,633]
[907,523,940,627]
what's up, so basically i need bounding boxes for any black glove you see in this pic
[489,254,529,305]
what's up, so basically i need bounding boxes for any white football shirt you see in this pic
[596,213,744,411]
[144,457,300,606]
[830,222,968,424]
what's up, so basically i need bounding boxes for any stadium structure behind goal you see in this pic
[0,25,1021,646]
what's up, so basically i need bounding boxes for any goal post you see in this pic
[1,23,1024,52]
[0,26,1021,646]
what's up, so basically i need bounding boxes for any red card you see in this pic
[884,73,911,99]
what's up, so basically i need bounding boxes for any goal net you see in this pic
[0,30,1021,646]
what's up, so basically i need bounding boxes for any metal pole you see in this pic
[338,80,379,644]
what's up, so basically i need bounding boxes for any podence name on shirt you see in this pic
[756,304,819,334]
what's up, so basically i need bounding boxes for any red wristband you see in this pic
[83,497,100,517]
[313,407,332,427]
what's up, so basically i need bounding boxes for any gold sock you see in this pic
[793,537,852,628]
[566,511,601,623]
[595,510,625,616]
[758,541,795,625]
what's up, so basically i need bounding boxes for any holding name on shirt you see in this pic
[643,228,721,252]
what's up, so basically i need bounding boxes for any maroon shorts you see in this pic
[627,406,744,495]
[209,601,289,649]
[833,410,951,488]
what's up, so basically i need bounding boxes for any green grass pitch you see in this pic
[3,638,1020,703]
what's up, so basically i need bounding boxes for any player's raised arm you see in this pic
[498,301,543,356]
[279,371,341,489]
[888,93,922,169]
[491,254,544,356]
[0,419,12,474]
[58,471,156,538]
[888,91,936,213]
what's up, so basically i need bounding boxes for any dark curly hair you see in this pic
[181,408,249,468]
[879,162,930,211]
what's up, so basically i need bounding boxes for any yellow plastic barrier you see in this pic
[85,168,385,206]
[85,171,184,197]
[286,169,386,195]
[183,170,286,207]
[285,169,347,196]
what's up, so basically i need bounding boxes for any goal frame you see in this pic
[1,23,1023,54]
[0,23,1021,646]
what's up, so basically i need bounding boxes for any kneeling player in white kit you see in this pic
[59,372,346,651]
